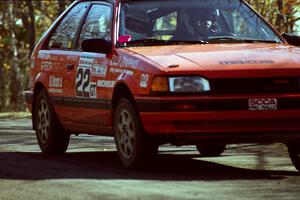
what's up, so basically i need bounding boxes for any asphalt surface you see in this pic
[0,116,300,200]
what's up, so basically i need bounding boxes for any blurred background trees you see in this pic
[0,0,299,111]
[0,0,73,111]
[247,0,300,33]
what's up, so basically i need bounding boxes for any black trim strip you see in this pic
[137,98,300,112]
[24,91,33,104]
[51,96,112,110]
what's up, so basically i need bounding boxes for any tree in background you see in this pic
[246,0,300,33]
[0,0,299,111]
[0,0,72,111]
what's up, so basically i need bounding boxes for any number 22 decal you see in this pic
[76,67,96,98]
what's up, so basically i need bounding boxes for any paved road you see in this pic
[0,116,299,200]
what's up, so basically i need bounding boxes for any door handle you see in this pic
[66,64,74,70]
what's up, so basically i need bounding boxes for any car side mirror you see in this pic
[81,39,112,54]
[282,33,300,46]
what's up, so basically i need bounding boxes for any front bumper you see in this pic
[136,95,300,142]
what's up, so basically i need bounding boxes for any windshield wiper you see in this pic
[172,40,209,44]
[208,36,279,44]
[121,38,208,47]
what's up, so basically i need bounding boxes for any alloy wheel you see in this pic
[37,98,50,145]
[116,108,136,160]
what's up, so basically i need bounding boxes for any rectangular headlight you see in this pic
[169,76,210,93]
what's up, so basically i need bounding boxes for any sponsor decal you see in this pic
[37,52,50,59]
[49,88,63,94]
[49,76,63,94]
[50,55,61,62]
[49,75,62,88]
[248,98,277,111]
[97,80,115,88]
[76,67,94,98]
[219,60,275,65]
[140,74,149,88]
[121,56,140,68]
[109,67,134,75]
[79,55,94,68]
[110,55,120,66]
[92,64,107,77]
[59,57,66,62]
[66,55,78,62]
[41,61,52,71]
[76,54,100,98]
[89,82,97,98]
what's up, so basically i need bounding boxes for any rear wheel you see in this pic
[113,98,158,169]
[196,143,226,157]
[33,89,70,155]
[287,143,300,172]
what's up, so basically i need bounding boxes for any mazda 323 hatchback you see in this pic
[25,0,300,170]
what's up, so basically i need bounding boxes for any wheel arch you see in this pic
[111,82,136,111]
[32,82,47,130]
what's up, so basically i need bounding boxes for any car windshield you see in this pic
[118,0,282,46]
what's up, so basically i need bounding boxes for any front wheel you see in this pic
[196,143,226,157]
[33,89,70,155]
[287,143,300,172]
[113,98,158,169]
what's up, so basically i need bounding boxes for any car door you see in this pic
[69,2,113,126]
[43,2,90,124]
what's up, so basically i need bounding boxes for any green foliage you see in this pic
[246,0,300,33]
[0,0,73,112]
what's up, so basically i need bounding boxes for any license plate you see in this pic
[248,98,277,111]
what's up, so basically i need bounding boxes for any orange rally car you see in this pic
[25,0,300,170]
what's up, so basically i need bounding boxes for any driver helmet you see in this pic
[186,8,219,36]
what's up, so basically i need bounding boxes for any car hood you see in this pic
[125,43,300,77]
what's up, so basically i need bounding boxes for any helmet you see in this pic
[186,8,219,36]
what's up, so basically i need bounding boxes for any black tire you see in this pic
[113,98,158,169]
[287,143,300,172]
[33,89,70,155]
[196,143,226,157]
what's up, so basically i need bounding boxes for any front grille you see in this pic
[211,77,300,94]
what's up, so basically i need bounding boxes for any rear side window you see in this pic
[48,2,90,49]
[78,4,112,48]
